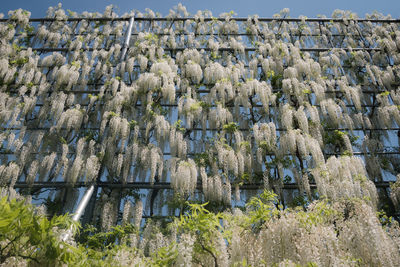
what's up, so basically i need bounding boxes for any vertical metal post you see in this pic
[120,16,134,62]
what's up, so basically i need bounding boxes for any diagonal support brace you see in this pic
[61,184,95,241]
[120,16,135,62]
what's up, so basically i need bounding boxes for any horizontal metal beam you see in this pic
[1,17,400,23]
[30,47,382,53]
[2,151,400,156]
[4,89,389,95]
[12,181,392,189]
[9,64,389,71]
[29,102,391,108]
[16,33,380,38]
[2,127,400,132]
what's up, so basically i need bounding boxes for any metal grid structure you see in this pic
[1,9,400,228]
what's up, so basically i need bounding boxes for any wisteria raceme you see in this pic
[85,155,100,183]
[39,152,56,180]
[171,159,197,196]
[133,200,143,229]
[312,156,378,206]
[0,162,20,187]
[176,233,194,267]
[122,200,132,225]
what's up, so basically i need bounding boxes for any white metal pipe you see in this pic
[120,16,134,62]
[72,184,95,221]
[61,184,95,241]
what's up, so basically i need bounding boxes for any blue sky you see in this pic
[0,0,399,18]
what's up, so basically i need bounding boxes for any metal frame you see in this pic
[1,14,399,225]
